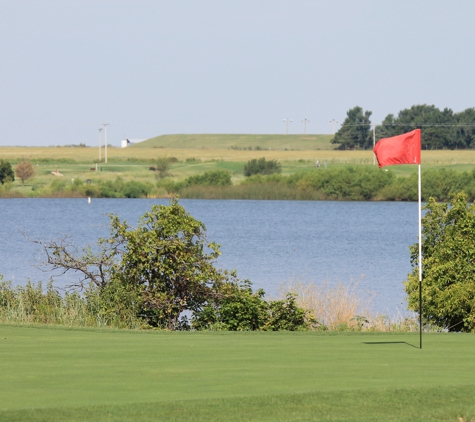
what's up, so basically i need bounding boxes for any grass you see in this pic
[3,146,475,198]
[135,133,335,150]
[1,325,475,421]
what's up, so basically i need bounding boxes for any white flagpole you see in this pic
[418,162,422,349]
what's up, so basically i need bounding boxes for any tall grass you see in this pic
[0,275,420,332]
[0,278,143,329]
[279,279,419,332]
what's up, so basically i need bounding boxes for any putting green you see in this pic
[1,325,474,420]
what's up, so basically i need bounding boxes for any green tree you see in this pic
[0,159,14,185]
[33,199,231,329]
[405,192,475,332]
[155,156,171,179]
[15,160,35,185]
[108,199,228,329]
[331,106,372,149]
[377,104,454,150]
[452,108,475,149]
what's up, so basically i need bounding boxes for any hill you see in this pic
[134,134,334,150]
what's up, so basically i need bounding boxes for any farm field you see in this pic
[0,325,474,421]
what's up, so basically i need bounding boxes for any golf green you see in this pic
[1,325,474,421]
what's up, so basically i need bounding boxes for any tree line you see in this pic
[332,104,475,150]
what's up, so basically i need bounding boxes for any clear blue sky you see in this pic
[1,0,474,146]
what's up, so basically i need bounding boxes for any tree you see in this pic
[15,160,35,185]
[33,198,229,329]
[155,156,171,179]
[331,106,372,149]
[109,199,228,329]
[0,160,14,185]
[405,192,475,332]
[377,104,455,150]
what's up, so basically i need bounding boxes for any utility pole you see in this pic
[372,124,376,165]
[98,128,103,162]
[283,118,292,135]
[329,119,338,135]
[302,118,309,135]
[103,123,109,163]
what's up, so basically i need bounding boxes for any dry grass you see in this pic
[3,147,475,164]
[280,279,419,332]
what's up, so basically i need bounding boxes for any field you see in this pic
[0,135,475,199]
[1,325,474,421]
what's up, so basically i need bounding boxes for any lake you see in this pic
[0,198,420,315]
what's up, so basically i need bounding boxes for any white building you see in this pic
[120,138,146,148]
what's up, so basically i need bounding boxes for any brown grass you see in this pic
[3,147,475,164]
[279,279,419,332]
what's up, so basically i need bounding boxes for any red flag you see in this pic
[373,129,421,168]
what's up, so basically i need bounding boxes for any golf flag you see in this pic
[374,127,423,348]
[373,129,421,168]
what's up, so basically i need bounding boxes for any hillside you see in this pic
[134,134,334,150]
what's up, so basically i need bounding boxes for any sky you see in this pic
[1,0,475,147]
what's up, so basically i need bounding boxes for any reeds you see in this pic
[279,279,419,332]
[0,276,420,332]
[0,279,142,329]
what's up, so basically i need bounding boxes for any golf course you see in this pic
[2,134,475,200]
[2,135,475,420]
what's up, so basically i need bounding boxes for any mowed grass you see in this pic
[1,325,474,421]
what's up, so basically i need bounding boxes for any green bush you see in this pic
[185,170,232,186]
[405,192,475,332]
[243,157,282,177]
[193,280,316,331]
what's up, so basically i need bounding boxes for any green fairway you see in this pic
[1,325,474,421]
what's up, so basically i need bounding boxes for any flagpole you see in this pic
[418,127,423,349]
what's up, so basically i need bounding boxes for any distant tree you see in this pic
[15,160,35,185]
[0,160,14,185]
[155,156,171,179]
[331,106,372,149]
[452,108,475,149]
[377,104,454,149]
[243,158,282,177]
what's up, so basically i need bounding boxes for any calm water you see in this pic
[0,198,420,314]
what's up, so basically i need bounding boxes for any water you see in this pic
[0,198,419,315]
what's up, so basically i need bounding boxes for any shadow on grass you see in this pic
[363,341,418,349]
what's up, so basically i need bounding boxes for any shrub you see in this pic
[405,192,475,332]
[185,170,232,186]
[243,158,282,177]
[0,160,14,185]
[15,160,35,185]
[193,280,315,331]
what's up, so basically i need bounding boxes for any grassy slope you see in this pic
[1,325,474,421]
[135,134,335,150]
